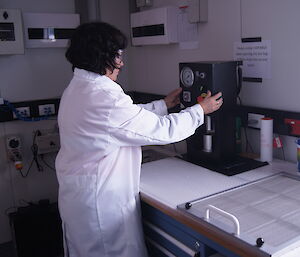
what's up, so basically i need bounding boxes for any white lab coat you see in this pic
[55,68,204,257]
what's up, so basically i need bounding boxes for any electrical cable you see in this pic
[239,98,254,153]
[18,130,43,178]
[237,96,242,106]
[237,93,254,153]
[32,130,43,172]
[237,66,243,96]
[19,158,34,178]
[243,126,254,153]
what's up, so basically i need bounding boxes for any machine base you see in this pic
[182,155,269,176]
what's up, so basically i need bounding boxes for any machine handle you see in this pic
[205,205,240,236]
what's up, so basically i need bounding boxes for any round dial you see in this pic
[180,67,194,87]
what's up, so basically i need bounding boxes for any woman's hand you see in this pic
[198,90,223,114]
[164,88,182,109]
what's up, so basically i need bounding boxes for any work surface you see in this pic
[140,156,300,257]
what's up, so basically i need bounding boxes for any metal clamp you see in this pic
[205,205,240,236]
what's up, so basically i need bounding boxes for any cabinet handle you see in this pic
[205,205,240,236]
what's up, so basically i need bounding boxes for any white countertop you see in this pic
[140,157,298,209]
[140,156,300,257]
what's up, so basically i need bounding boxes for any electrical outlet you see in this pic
[35,132,60,154]
[248,113,265,129]
[38,104,55,116]
[6,136,22,161]
[13,107,30,119]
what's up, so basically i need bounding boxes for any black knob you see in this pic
[185,202,192,209]
[3,11,8,20]
[256,237,264,248]
[199,72,206,79]
[9,139,20,149]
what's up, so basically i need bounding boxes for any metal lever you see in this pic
[205,205,240,236]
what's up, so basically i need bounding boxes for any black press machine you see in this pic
[179,61,267,175]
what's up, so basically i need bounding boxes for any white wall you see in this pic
[0,0,75,243]
[99,0,132,91]
[238,0,300,163]
[1,0,299,245]
[127,0,300,113]
[127,0,299,162]
[240,0,300,113]
[128,0,241,95]
[0,0,75,101]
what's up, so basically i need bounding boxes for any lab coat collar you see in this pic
[74,68,105,81]
[73,68,123,92]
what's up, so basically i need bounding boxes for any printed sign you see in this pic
[234,40,271,79]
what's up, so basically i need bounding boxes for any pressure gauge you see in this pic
[180,67,194,87]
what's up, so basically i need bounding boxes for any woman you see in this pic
[55,22,223,257]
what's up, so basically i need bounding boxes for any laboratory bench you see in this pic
[140,149,300,257]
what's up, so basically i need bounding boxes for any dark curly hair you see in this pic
[65,22,127,75]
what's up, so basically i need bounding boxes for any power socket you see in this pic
[6,136,22,162]
[35,132,60,154]
[13,107,30,119]
[38,104,55,116]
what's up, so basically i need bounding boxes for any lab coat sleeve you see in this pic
[137,100,168,116]
[108,93,204,146]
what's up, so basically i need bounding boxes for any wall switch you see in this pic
[248,113,265,129]
[38,104,55,116]
[13,107,30,119]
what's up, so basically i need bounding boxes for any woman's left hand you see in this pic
[164,88,182,109]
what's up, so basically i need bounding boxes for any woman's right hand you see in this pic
[198,90,223,114]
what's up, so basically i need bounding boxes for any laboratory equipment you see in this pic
[180,61,267,175]
[178,172,300,256]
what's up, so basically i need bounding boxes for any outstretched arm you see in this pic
[164,88,182,109]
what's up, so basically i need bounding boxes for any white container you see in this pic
[260,117,273,162]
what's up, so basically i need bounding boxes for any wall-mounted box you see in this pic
[136,0,152,8]
[130,6,179,46]
[0,9,24,55]
[23,13,80,48]
[187,0,208,23]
